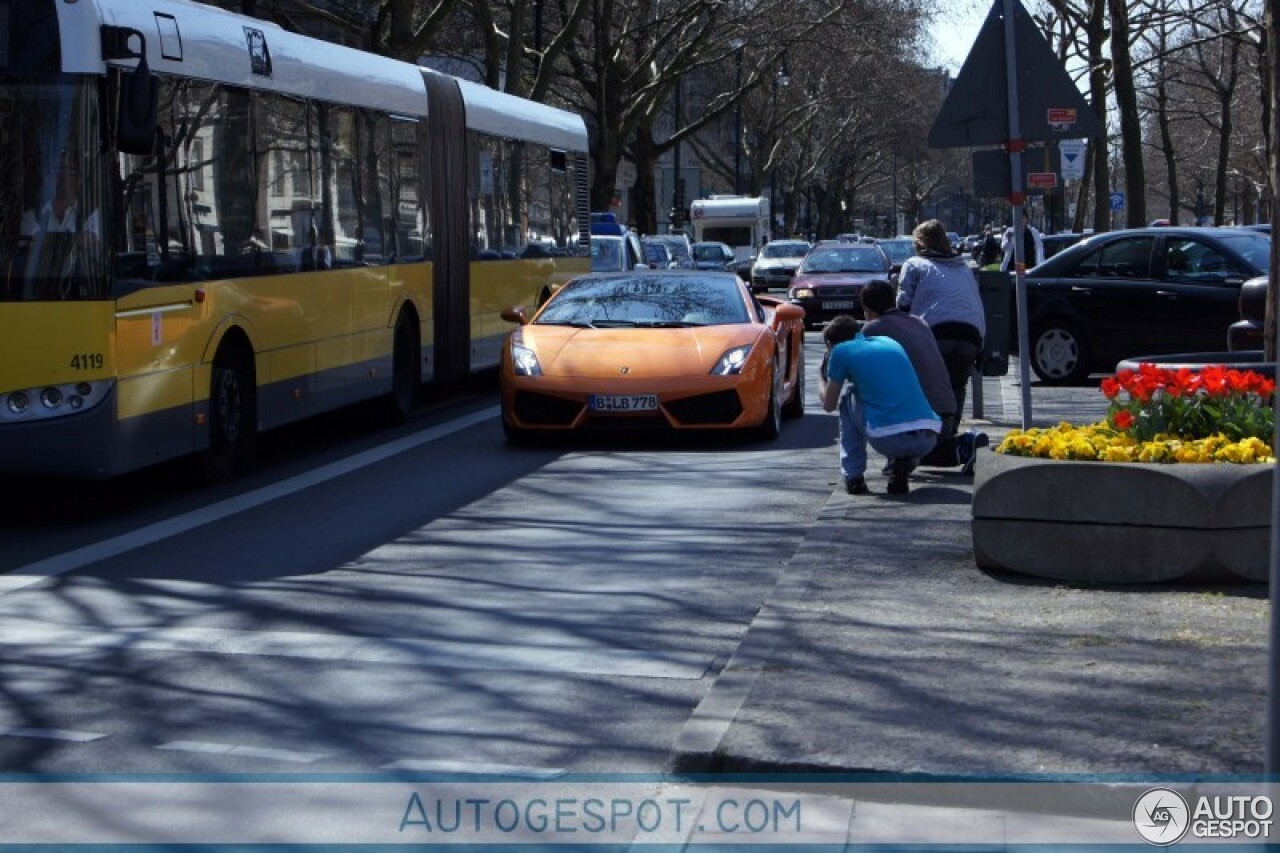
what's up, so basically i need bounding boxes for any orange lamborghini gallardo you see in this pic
[498,270,806,442]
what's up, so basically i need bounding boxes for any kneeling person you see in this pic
[820,315,941,495]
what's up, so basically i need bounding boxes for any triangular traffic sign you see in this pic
[928,0,1104,148]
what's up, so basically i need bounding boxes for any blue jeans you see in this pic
[839,392,938,480]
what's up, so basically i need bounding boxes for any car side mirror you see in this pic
[500,307,530,325]
[772,303,805,325]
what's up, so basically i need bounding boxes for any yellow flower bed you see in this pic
[996,422,1276,464]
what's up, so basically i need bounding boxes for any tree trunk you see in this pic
[1087,0,1111,232]
[630,129,659,235]
[1072,144,1093,233]
[1213,46,1239,225]
[1108,0,1145,228]
[1266,0,1277,363]
[1156,73,1179,223]
[1214,103,1233,225]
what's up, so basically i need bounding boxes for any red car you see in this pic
[787,242,891,327]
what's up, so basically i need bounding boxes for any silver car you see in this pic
[750,239,811,292]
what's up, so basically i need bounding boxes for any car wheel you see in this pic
[754,359,783,440]
[782,340,805,418]
[384,309,420,423]
[1031,320,1091,384]
[199,339,257,483]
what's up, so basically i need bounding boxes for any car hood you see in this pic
[791,272,883,289]
[754,258,802,271]
[514,325,761,378]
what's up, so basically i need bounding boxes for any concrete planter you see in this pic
[1115,351,1276,379]
[972,451,1272,583]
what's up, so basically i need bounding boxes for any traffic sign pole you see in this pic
[1004,0,1033,429]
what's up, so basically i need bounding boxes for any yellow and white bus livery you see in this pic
[0,0,589,479]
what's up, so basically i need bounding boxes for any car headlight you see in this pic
[711,345,753,376]
[512,344,543,377]
[791,287,815,300]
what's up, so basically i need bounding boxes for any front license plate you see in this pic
[823,300,856,310]
[590,394,659,413]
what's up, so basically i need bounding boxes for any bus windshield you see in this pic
[0,76,110,301]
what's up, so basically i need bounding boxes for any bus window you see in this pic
[357,110,390,265]
[0,76,109,301]
[255,92,310,273]
[389,117,424,261]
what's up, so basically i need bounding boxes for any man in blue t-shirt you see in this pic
[819,315,941,495]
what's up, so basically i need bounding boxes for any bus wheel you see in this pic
[201,341,257,483]
[385,309,420,423]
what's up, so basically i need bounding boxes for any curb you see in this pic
[667,487,849,774]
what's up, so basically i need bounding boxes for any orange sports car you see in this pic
[499,270,806,441]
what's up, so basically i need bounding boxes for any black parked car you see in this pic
[1021,227,1271,383]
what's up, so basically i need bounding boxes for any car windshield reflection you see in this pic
[800,249,885,273]
[536,274,750,327]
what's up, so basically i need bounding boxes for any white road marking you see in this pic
[0,407,498,597]
[379,760,566,778]
[0,621,712,679]
[0,727,107,743]
[156,740,327,764]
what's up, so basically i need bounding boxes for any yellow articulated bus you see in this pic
[0,0,589,479]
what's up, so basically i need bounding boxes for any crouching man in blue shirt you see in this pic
[819,315,941,496]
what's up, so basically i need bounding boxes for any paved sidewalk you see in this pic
[671,364,1270,776]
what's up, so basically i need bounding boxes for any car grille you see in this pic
[664,390,744,425]
[814,284,865,296]
[513,392,582,426]
[583,413,670,429]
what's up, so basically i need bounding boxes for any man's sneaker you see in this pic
[956,430,990,475]
[881,457,917,476]
[887,457,913,494]
[844,475,870,495]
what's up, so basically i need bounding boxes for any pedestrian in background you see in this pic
[976,225,1000,268]
[820,314,940,496]
[895,219,986,446]
[1000,218,1044,271]
[862,280,988,474]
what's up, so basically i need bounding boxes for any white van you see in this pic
[690,196,770,279]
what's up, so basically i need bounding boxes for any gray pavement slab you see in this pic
[672,364,1270,775]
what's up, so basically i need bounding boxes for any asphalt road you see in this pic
[0,339,836,774]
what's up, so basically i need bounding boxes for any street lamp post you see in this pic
[730,38,744,195]
[769,59,790,237]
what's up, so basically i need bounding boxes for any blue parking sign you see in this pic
[1109,192,1124,211]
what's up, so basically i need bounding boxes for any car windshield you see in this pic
[762,242,807,259]
[0,77,110,302]
[693,244,726,262]
[591,238,623,271]
[641,242,669,265]
[659,237,692,262]
[799,248,885,273]
[535,274,750,327]
[1216,233,1271,273]
[877,240,914,264]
